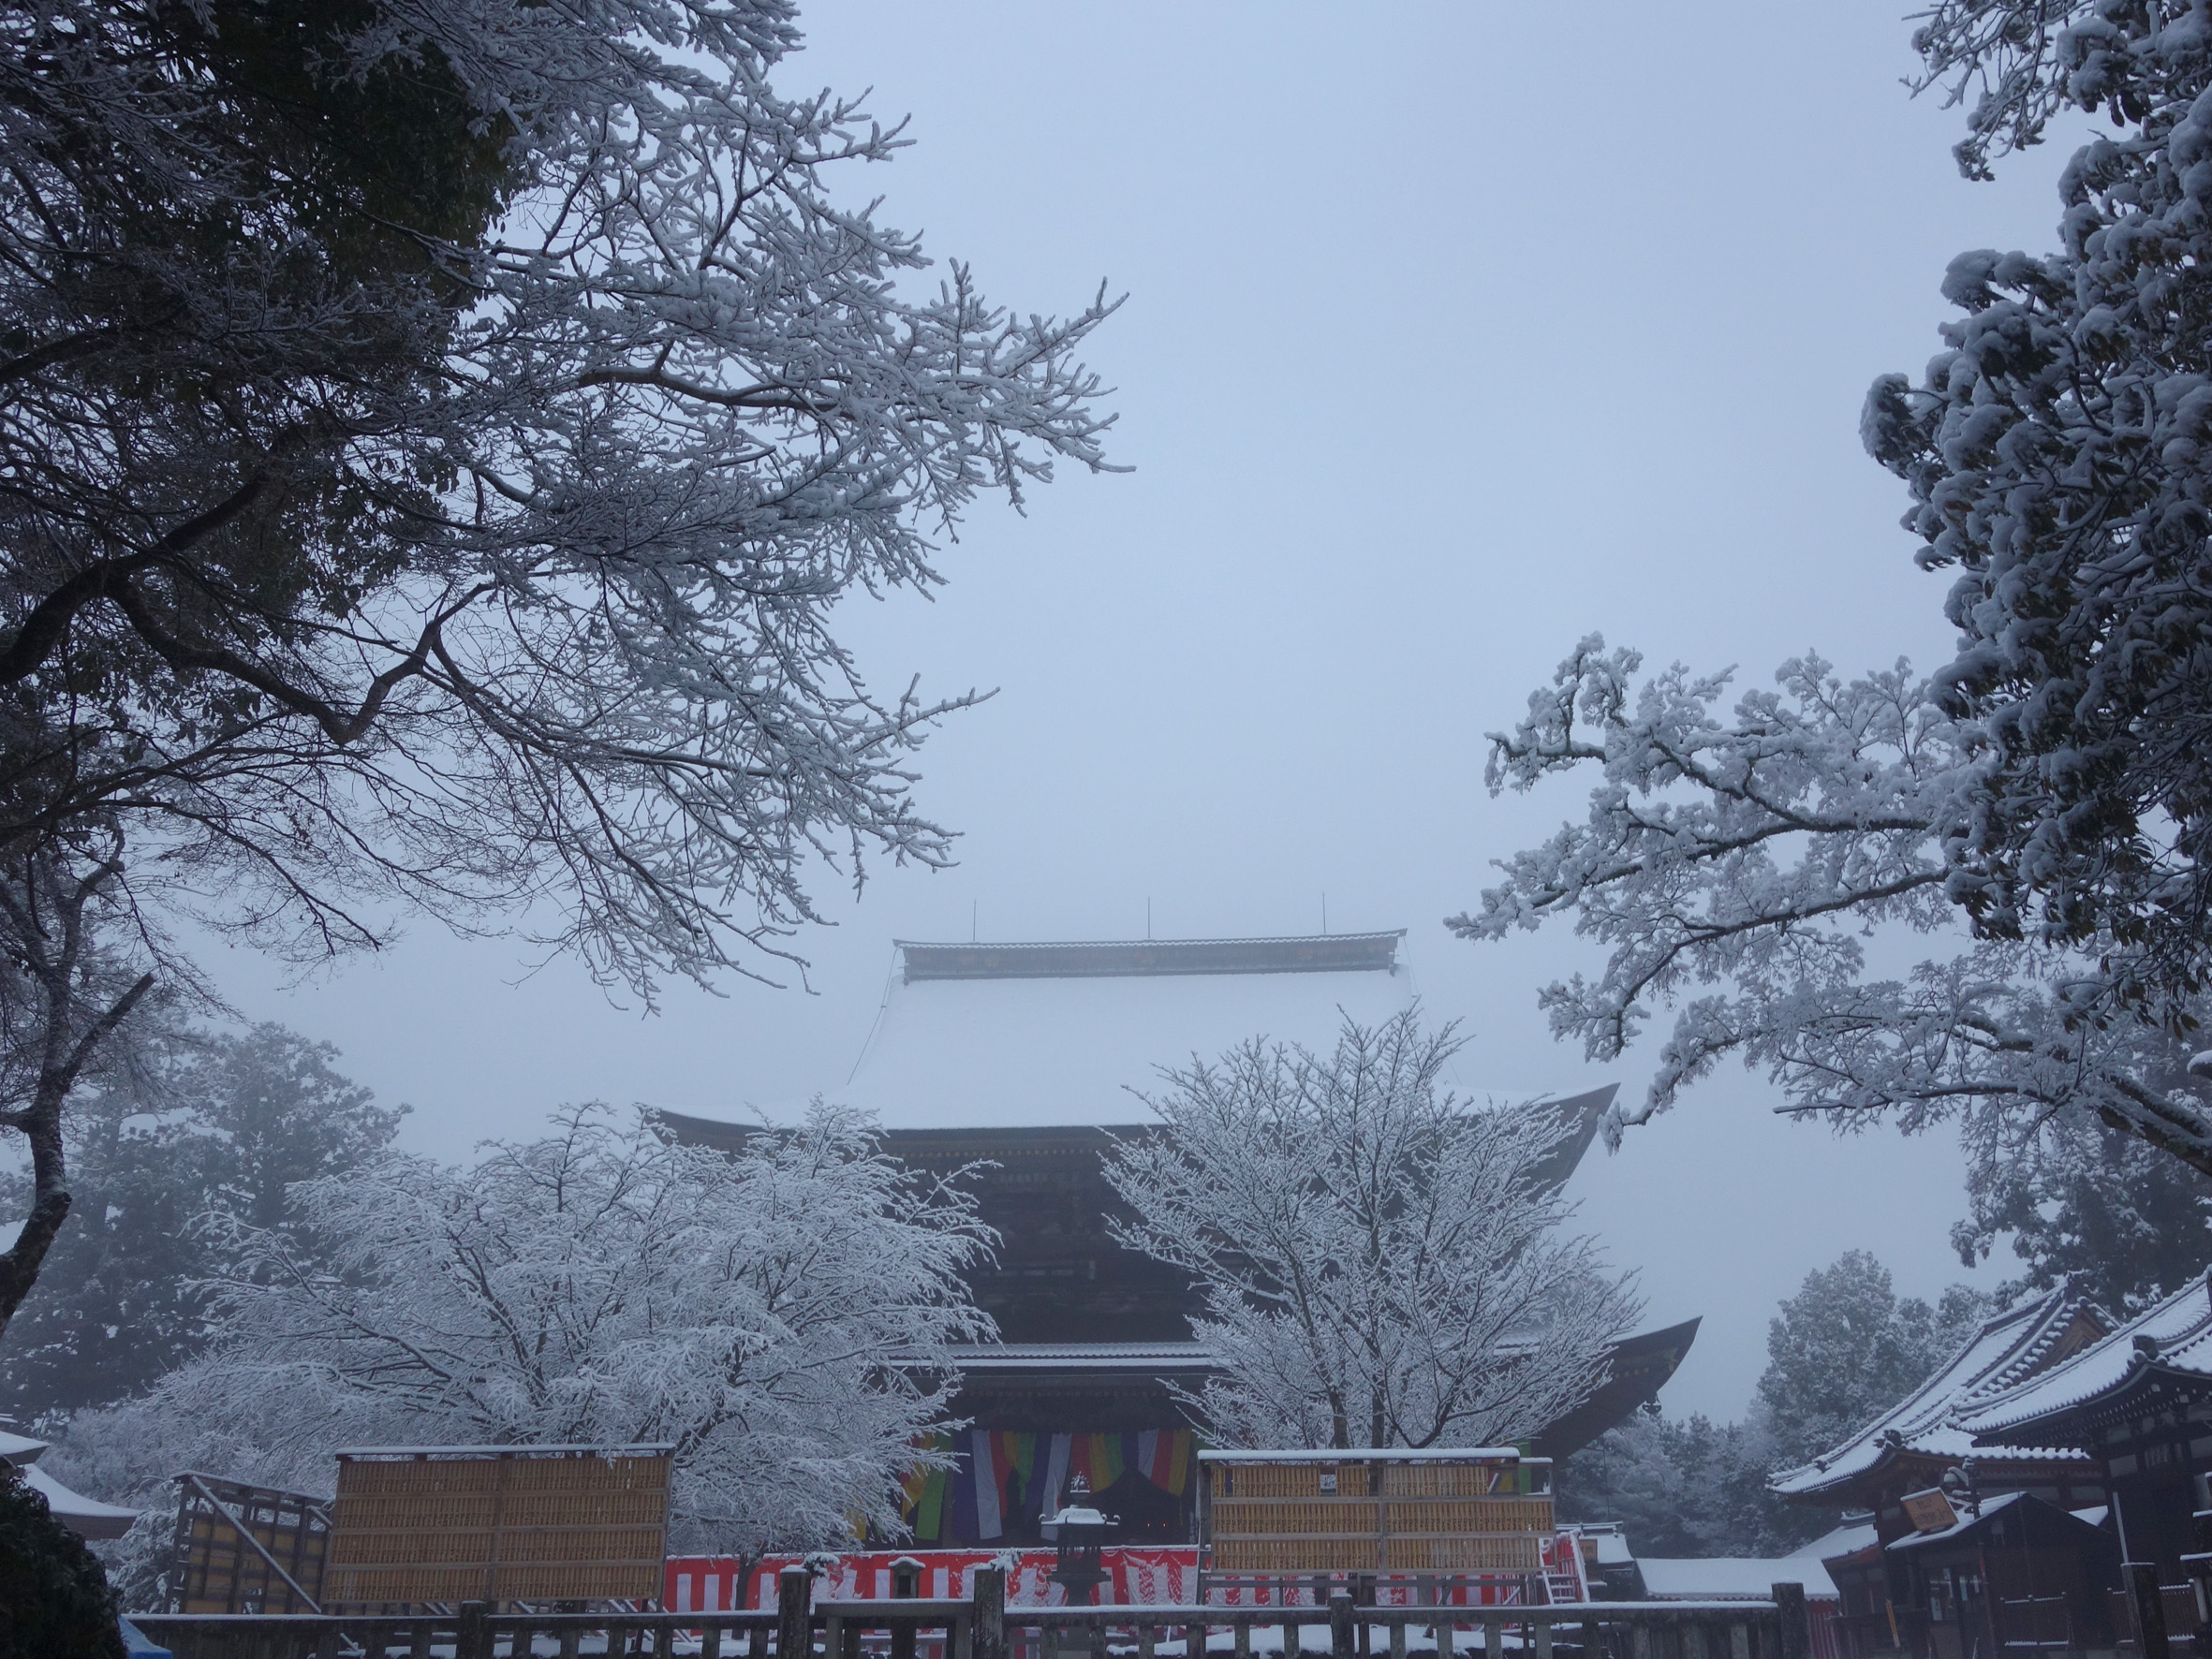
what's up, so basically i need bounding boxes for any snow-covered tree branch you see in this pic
[1104,1010,1636,1452]
[1455,639,2212,1178]
[0,0,1121,997]
[83,1102,994,1556]
[1460,0,2212,1185]
[0,0,1118,1333]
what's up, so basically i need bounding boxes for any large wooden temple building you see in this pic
[660,930,1698,1548]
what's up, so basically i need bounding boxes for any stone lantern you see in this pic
[1044,1472,1113,1606]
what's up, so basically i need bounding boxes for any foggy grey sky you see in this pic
[200,3,2092,1421]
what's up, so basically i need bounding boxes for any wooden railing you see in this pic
[128,1564,1817,1659]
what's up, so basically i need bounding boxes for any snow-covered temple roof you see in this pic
[0,1428,138,1539]
[1770,1285,2109,1500]
[823,931,1426,1129]
[1964,1272,2212,1442]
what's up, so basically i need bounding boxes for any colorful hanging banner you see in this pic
[904,1428,1194,1541]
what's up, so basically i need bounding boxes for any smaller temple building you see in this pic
[1821,1493,2120,1659]
[1962,1270,2212,1581]
[1770,1285,2111,1545]
[1767,1285,2117,1659]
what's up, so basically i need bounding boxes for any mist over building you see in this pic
[659,929,1698,1546]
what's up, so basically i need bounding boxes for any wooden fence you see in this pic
[129,1564,1816,1659]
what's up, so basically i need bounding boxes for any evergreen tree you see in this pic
[0,1024,402,1421]
[1559,1253,1985,1557]
[0,1461,121,1659]
[1954,1111,2212,1314]
[1757,1252,1987,1469]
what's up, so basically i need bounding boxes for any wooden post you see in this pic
[778,1565,814,1659]
[2130,1562,2172,1659]
[1333,1590,1357,1659]
[1233,1615,1251,1659]
[1392,1617,1408,1659]
[1630,1622,1651,1659]
[974,1565,1007,1659]
[1534,1620,1553,1659]
[1729,1622,1749,1659]
[456,1602,493,1659]
[1772,1585,1810,1659]
[1486,1618,1503,1659]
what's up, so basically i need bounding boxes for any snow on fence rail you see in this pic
[128,1564,1819,1659]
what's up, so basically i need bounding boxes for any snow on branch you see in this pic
[1105,1008,1637,1453]
[1458,639,2212,1179]
[120,1101,994,1556]
[0,0,1124,1005]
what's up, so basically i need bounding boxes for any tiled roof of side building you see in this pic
[1962,1270,2212,1441]
[1768,1284,2109,1499]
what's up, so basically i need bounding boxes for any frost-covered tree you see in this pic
[1758,1250,1988,1467]
[0,0,1115,1333]
[1864,1,2212,1027]
[0,1022,404,1419]
[1556,1403,1805,1559]
[1105,1010,1637,1452]
[1459,638,2212,1186]
[0,838,175,1341]
[1457,3,2212,1193]
[60,1102,992,1556]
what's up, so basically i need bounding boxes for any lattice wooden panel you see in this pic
[1384,1498,1553,1535]
[1211,1500,1384,1536]
[1383,1534,1543,1572]
[1210,1462,1374,1500]
[322,1447,670,1610]
[169,1475,332,1615]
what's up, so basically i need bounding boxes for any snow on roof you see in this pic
[825,934,1420,1129]
[1769,1285,2103,1497]
[333,1443,674,1459]
[1964,1272,2212,1440]
[0,1429,47,1467]
[22,1463,138,1540]
[1793,1521,1879,1563]
[952,1342,1215,1373]
[1884,1490,2030,1551]
[1637,1557,1840,1601]
[1594,1534,1634,1566]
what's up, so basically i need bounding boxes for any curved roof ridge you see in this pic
[1965,1271,2212,1440]
[894,932,1408,983]
[1769,1283,2097,1497]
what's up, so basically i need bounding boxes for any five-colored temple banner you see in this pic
[903,1430,1194,1542]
